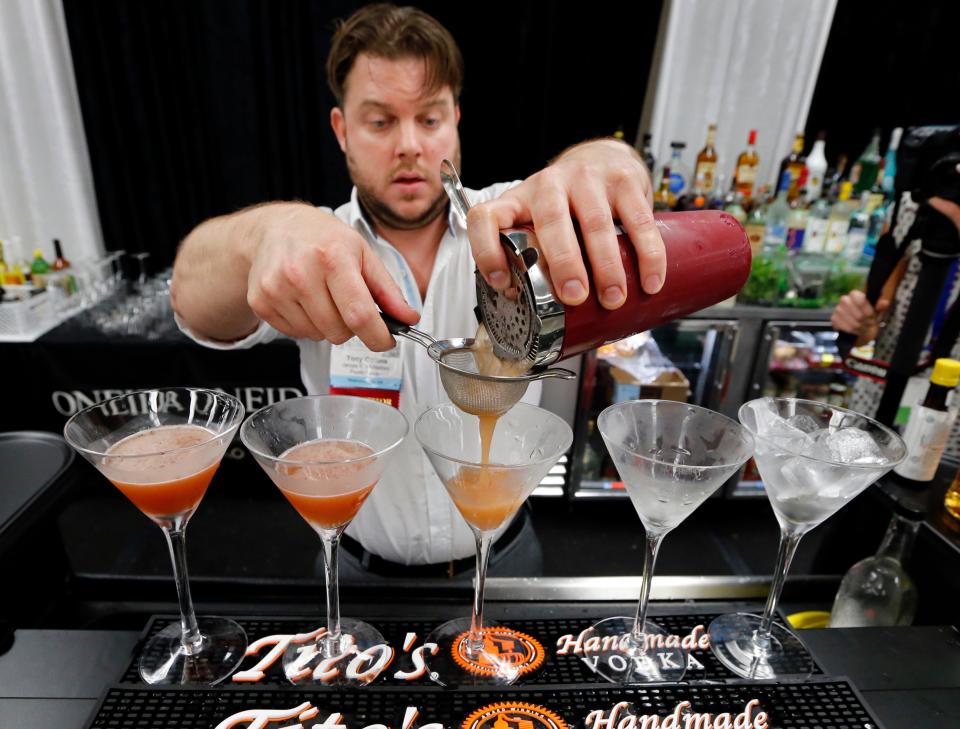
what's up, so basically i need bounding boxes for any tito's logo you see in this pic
[462,702,568,729]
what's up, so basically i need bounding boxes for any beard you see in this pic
[347,146,462,232]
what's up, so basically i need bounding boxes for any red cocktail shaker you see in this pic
[476,210,751,366]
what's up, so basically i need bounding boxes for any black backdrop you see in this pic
[805,0,960,170]
[62,1,665,268]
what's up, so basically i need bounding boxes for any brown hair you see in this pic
[326,4,464,105]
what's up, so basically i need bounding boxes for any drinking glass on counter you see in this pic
[582,400,754,683]
[415,403,572,686]
[241,395,407,686]
[64,388,247,685]
[710,398,906,680]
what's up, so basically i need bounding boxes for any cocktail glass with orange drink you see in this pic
[241,395,407,686]
[414,402,572,686]
[63,387,247,685]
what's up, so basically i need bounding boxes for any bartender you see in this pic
[170,4,665,579]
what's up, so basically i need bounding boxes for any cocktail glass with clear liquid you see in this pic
[709,398,907,680]
[580,400,754,683]
[240,395,408,686]
[63,387,247,685]
[415,402,572,686]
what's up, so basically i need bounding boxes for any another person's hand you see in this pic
[831,289,890,345]
[929,196,960,237]
[466,138,665,309]
[246,204,418,350]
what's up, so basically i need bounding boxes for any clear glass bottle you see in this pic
[763,171,792,255]
[829,513,919,627]
[804,133,828,203]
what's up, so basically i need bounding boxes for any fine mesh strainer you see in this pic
[381,313,575,416]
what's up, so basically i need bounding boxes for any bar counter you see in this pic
[2,583,958,729]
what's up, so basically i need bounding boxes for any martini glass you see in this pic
[63,387,246,685]
[581,400,754,683]
[710,398,907,680]
[415,403,572,687]
[240,395,407,686]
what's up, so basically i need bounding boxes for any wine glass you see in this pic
[582,400,754,683]
[709,398,906,679]
[64,387,247,685]
[241,395,407,686]
[414,402,572,686]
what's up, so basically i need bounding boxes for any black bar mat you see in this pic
[121,614,823,686]
[84,678,881,728]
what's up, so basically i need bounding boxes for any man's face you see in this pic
[332,53,461,231]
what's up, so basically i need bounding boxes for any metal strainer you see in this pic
[440,159,565,367]
[381,313,575,416]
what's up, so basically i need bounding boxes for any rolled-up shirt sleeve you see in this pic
[174,312,284,350]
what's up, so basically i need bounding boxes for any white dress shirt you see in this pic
[178,182,542,564]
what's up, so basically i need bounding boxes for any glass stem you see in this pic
[162,527,203,654]
[632,531,665,645]
[756,527,804,649]
[320,533,342,655]
[469,530,494,654]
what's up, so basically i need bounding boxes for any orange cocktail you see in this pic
[103,424,220,518]
[445,466,526,532]
[274,439,378,530]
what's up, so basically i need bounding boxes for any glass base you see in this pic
[709,612,813,680]
[424,617,546,688]
[139,617,247,685]
[282,618,386,686]
[579,616,687,683]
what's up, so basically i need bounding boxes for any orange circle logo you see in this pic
[451,627,545,677]
[462,702,568,729]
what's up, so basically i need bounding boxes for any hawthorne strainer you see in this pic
[381,313,575,416]
[440,159,566,368]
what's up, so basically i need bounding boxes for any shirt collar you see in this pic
[346,186,465,243]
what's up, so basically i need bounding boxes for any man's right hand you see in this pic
[831,289,890,344]
[245,204,419,351]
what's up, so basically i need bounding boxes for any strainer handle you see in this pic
[533,367,577,381]
[381,312,436,350]
[440,159,472,223]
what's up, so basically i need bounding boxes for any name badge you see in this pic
[329,337,402,408]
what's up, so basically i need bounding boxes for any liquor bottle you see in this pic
[692,124,718,195]
[945,468,960,521]
[829,513,919,627]
[763,171,792,254]
[652,166,676,211]
[667,141,689,196]
[804,197,831,254]
[853,128,883,194]
[881,127,903,195]
[734,129,759,199]
[894,358,960,484]
[786,198,809,252]
[825,182,855,256]
[777,132,806,201]
[723,192,747,224]
[30,248,51,289]
[861,201,888,263]
[844,192,871,264]
[640,132,655,175]
[744,200,767,257]
[1,237,27,286]
[826,154,848,200]
[804,133,828,202]
[52,239,71,270]
[709,174,727,210]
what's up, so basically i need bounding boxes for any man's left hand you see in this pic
[466,138,665,309]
